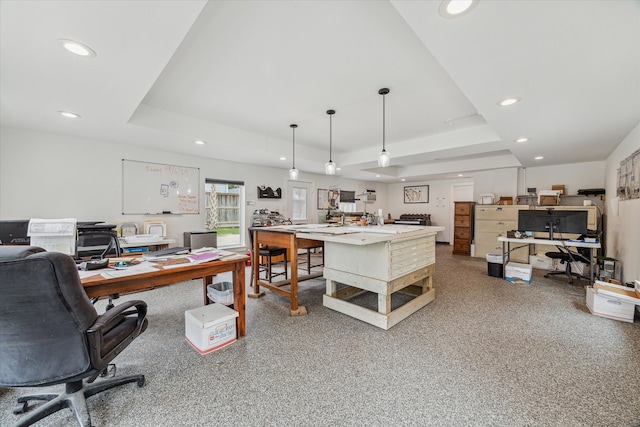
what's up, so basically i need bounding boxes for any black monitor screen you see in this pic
[518,209,588,240]
[0,220,31,245]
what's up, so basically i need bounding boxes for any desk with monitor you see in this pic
[499,208,601,284]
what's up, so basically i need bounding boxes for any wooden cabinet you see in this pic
[453,202,475,255]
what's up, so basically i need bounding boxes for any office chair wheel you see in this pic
[13,401,28,414]
[137,376,146,387]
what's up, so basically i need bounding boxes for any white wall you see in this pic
[604,122,640,283]
[0,127,385,249]
[522,161,605,196]
[473,168,518,202]
[388,178,473,242]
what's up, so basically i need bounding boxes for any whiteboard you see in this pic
[122,160,200,215]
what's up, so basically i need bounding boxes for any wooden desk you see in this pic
[81,256,248,337]
[498,236,600,284]
[249,227,324,316]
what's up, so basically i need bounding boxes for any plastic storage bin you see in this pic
[207,282,234,305]
[486,253,504,278]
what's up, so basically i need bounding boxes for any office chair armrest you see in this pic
[89,300,147,335]
[87,300,147,366]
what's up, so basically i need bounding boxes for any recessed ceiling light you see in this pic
[58,39,96,57]
[515,137,529,143]
[58,111,80,119]
[439,0,476,18]
[194,140,206,145]
[497,97,521,107]
[336,167,341,171]
[458,174,464,177]
[376,175,381,178]
[280,156,287,161]
[401,178,406,182]
[534,156,544,160]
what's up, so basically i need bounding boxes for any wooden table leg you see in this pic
[249,231,265,299]
[289,234,307,316]
[233,259,246,338]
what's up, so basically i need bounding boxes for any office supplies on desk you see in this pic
[125,234,161,243]
[143,246,191,259]
[79,258,109,271]
[28,218,77,255]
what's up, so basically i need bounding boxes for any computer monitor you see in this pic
[0,220,30,245]
[518,209,588,240]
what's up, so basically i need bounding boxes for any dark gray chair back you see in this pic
[0,246,98,386]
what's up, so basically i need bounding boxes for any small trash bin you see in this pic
[207,282,234,305]
[486,253,504,278]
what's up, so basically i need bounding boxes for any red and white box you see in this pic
[185,303,238,354]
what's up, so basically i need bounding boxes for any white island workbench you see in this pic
[297,224,444,329]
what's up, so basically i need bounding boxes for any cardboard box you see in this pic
[505,262,533,285]
[587,281,640,323]
[552,185,565,195]
[539,195,558,206]
[185,303,238,354]
[529,255,555,271]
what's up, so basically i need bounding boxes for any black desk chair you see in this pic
[0,246,148,427]
[76,229,121,259]
[544,244,591,284]
[76,230,122,309]
[248,228,288,286]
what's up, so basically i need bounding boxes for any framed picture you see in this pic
[404,185,429,204]
[317,189,340,210]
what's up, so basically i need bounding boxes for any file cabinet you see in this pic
[453,202,475,255]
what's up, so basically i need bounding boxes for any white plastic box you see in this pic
[185,303,238,354]
[585,280,640,323]
[529,255,555,271]
[505,262,533,285]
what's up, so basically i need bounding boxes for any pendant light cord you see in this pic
[329,113,333,161]
[290,123,297,169]
[382,93,386,151]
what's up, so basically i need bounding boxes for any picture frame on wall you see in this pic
[317,189,340,210]
[404,185,429,204]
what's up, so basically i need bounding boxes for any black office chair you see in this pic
[544,244,591,284]
[76,229,121,259]
[248,227,288,286]
[0,246,148,427]
[76,230,122,309]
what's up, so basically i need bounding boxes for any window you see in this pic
[205,179,245,248]
[287,180,312,223]
[292,187,308,221]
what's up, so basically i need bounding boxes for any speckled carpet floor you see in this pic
[1,245,639,427]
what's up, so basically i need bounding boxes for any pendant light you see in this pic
[289,124,299,180]
[325,109,336,175]
[377,88,391,168]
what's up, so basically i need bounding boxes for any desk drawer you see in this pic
[454,228,470,239]
[475,220,517,233]
[475,206,522,221]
